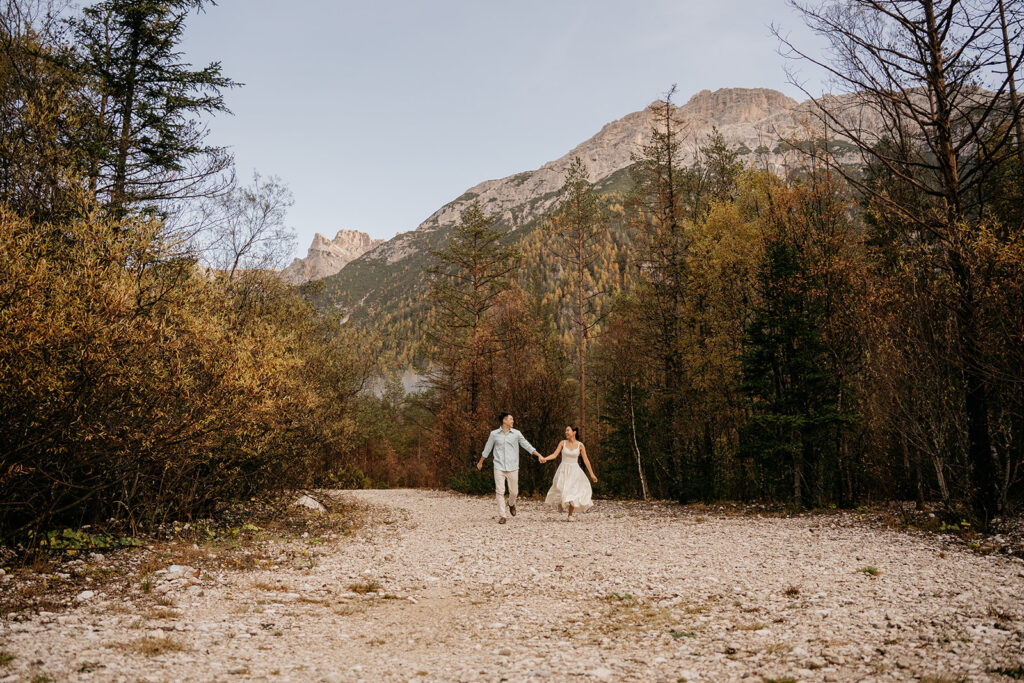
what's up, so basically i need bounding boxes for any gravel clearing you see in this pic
[2,488,1023,681]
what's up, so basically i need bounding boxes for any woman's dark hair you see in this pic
[498,412,512,425]
[566,425,579,438]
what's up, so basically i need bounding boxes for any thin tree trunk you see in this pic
[998,0,1024,172]
[578,229,586,445]
[90,12,111,197]
[793,427,803,508]
[112,19,141,216]
[629,381,649,500]
[929,428,952,509]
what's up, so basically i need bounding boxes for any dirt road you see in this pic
[2,489,1023,681]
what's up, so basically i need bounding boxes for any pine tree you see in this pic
[73,0,236,216]
[547,156,608,448]
[628,86,691,496]
[425,201,520,422]
[738,230,851,508]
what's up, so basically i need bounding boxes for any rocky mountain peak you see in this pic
[361,87,831,267]
[280,229,383,284]
[680,87,799,125]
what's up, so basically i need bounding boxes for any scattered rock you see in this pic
[164,564,199,580]
[293,494,327,513]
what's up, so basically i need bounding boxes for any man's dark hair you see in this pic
[498,412,512,425]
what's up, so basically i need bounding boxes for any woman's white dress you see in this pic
[545,441,593,512]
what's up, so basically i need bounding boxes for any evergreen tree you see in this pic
[628,86,691,496]
[424,202,521,471]
[738,230,851,508]
[72,0,236,215]
[547,156,608,447]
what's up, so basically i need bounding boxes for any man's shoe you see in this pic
[499,517,507,524]
[509,505,517,517]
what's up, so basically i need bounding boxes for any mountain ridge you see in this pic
[356,87,859,268]
[312,87,876,332]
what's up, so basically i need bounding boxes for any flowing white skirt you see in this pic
[544,457,593,512]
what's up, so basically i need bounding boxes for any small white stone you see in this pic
[293,495,327,513]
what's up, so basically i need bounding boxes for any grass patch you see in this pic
[0,652,13,666]
[857,566,880,576]
[333,604,364,616]
[734,621,767,631]
[144,607,179,620]
[348,580,381,594]
[115,635,189,657]
[989,667,1024,680]
[296,596,329,605]
[764,678,797,683]
[988,606,1019,621]
[670,630,696,638]
[252,580,288,592]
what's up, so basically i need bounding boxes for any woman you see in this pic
[540,426,598,520]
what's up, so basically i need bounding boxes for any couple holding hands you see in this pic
[476,412,598,524]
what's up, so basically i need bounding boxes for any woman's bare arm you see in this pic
[542,440,564,463]
[580,443,597,482]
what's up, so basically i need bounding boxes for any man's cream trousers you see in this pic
[493,469,518,519]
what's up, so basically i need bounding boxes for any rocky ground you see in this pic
[1,489,1023,682]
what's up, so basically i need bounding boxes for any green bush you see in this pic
[448,469,496,496]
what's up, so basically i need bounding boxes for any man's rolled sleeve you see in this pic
[481,431,496,460]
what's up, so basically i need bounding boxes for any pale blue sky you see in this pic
[181,1,827,257]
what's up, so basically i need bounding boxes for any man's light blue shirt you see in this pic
[481,428,536,472]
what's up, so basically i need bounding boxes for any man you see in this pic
[477,412,543,524]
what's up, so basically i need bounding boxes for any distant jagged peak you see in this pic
[280,228,383,284]
[679,87,798,121]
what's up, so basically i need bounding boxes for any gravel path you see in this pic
[2,489,1024,681]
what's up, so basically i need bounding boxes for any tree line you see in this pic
[2,0,1022,546]
[394,0,1024,523]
